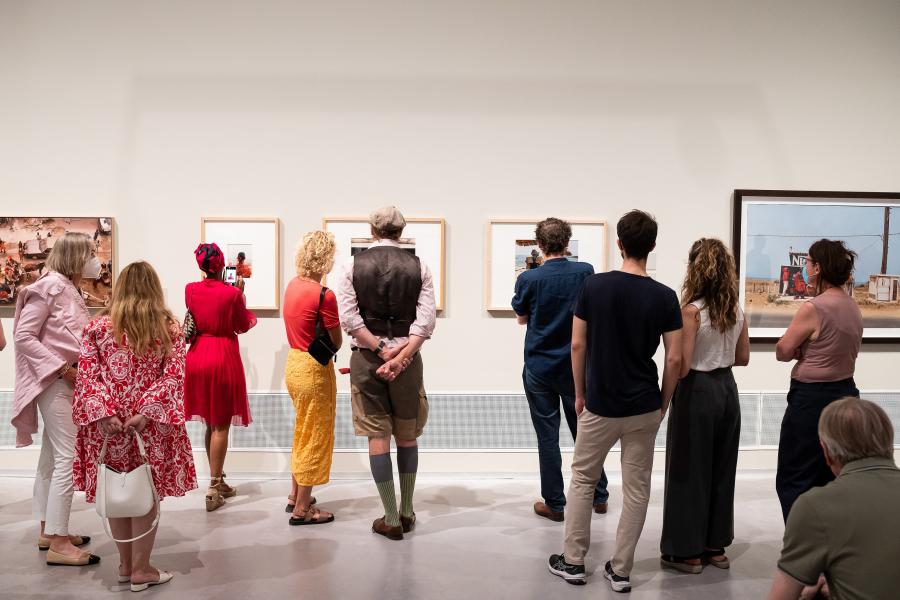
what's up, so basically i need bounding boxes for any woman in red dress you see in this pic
[73,261,197,592]
[184,243,257,511]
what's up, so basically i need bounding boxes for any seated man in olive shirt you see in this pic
[768,397,900,600]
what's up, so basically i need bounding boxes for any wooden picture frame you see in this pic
[485,218,609,311]
[733,189,900,342]
[200,217,281,311]
[322,217,446,311]
[0,216,116,309]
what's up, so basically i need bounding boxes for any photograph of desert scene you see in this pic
[742,203,899,332]
[0,217,114,308]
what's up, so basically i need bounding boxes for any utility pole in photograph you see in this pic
[882,207,891,275]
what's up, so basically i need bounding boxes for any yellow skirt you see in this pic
[285,349,337,487]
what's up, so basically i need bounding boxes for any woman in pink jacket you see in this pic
[12,232,102,567]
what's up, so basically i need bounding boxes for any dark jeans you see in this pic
[776,378,858,521]
[523,367,609,512]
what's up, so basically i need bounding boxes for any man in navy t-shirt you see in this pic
[512,218,610,523]
[548,210,683,593]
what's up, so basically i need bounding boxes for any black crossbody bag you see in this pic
[307,286,338,366]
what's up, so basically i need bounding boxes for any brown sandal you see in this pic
[289,506,333,526]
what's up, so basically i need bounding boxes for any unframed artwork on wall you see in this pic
[733,189,900,341]
[485,219,608,311]
[322,217,446,311]
[0,216,115,308]
[200,217,281,311]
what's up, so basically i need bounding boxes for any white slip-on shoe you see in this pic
[131,571,173,593]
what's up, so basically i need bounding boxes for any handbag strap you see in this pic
[315,286,327,330]
[98,430,150,466]
[97,430,160,544]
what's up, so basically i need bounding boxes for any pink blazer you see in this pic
[11,271,90,447]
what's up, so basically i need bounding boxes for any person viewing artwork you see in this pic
[511,217,609,523]
[774,239,863,520]
[546,210,682,593]
[10,232,99,567]
[282,231,342,526]
[659,238,749,574]
[72,261,197,592]
[768,397,900,600]
[335,206,436,541]
[184,243,257,512]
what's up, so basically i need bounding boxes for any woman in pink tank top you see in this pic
[774,240,863,520]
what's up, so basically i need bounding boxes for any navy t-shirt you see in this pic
[511,258,595,380]
[574,271,682,417]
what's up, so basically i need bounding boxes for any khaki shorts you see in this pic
[349,349,428,440]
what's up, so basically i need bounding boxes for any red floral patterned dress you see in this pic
[73,316,197,503]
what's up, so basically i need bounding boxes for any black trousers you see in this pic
[776,378,858,521]
[660,368,741,558]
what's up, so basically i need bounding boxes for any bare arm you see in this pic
[775,302,818,362]
[661,328,682,416]
[348,326,382,353]
[679,305,699,379]
[327,325,343,351]
[0,320,6,351]
[734,318,750,366]
[571,316,588,415]
[767,569,804,600]
[517,314,528,325]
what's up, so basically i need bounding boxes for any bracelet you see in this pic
[58,364,71,379]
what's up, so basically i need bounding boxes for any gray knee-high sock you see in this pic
[370,453,400,527]
[397,446,418,518]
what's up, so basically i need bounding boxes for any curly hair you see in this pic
[681,238,739,332]
[295,230,336,278]
[535,218,572,255]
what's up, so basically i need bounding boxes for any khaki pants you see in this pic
[563,409,661,576]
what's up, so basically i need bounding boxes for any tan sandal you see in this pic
[288,506,334,526]
[206,483,225,512]
[215,474,237,498]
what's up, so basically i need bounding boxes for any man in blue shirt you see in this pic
[512,218,609,522]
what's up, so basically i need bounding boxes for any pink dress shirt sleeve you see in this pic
[13,290,67,385]
[336,260,366,334]
[409,263,437,339]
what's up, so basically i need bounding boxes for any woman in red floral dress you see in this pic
[184,243,257,511]
[73,261,196,592]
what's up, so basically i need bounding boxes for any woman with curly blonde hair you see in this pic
[660,238,749,574]
[282,230,342,525]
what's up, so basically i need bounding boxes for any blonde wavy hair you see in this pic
[103,261,177,356]
[295,231,336,279]
[681,238,740,332]
[45,232,93,280]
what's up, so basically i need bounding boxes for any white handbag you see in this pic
[95,431,160,543]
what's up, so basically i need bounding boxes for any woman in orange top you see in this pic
[282,231,342,525]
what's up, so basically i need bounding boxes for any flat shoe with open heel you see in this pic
[131,571,174,592]
[46,549,101,566]
[38,535,91,550]
[285,496,317,513]
[289,506,334,526]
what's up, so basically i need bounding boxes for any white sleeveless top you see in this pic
[690,299,744,372]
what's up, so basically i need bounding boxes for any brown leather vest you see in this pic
[352,245,422,339]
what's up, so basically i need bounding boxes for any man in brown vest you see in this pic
[335,206,436,540]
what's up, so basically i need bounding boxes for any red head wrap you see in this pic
[195,243,225,274]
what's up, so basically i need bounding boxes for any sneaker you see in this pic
[547,554,586,585]
[604,561,631,593]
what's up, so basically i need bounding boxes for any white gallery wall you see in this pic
[2,1,899,403]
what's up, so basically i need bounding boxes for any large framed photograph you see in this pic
[485,219,608,311]
[201,217,281,310]
[0,217,115,308]
[733,190,900,341]
[322,217,446,311]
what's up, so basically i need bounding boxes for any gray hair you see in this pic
[818,397,894,466]
[45,232,93,280]
[369,206,406,240]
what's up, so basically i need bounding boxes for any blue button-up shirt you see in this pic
[511,258,594,380]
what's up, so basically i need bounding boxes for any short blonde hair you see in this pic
[45,232,93,279]
[295,231,336,278]
[819,397,895,466]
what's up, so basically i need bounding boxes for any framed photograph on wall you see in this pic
[0,216,115,308]
[485,219,608,311]
[733,190,900,341]
[201,217,281,310]
[322,217,446,311]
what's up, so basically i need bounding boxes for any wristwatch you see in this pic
[374,339,386,356]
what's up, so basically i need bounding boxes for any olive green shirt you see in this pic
[778,457,900,600]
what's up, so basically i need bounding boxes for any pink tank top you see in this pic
[791,290,863,383]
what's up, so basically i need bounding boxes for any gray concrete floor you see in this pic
[1,473,785,599]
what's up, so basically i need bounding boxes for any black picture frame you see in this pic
[733,189,900,343]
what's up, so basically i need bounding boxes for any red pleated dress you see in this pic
[184,278,257,426]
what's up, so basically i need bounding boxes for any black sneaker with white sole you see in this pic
[548,554,586,585]
[604,561,631,593]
